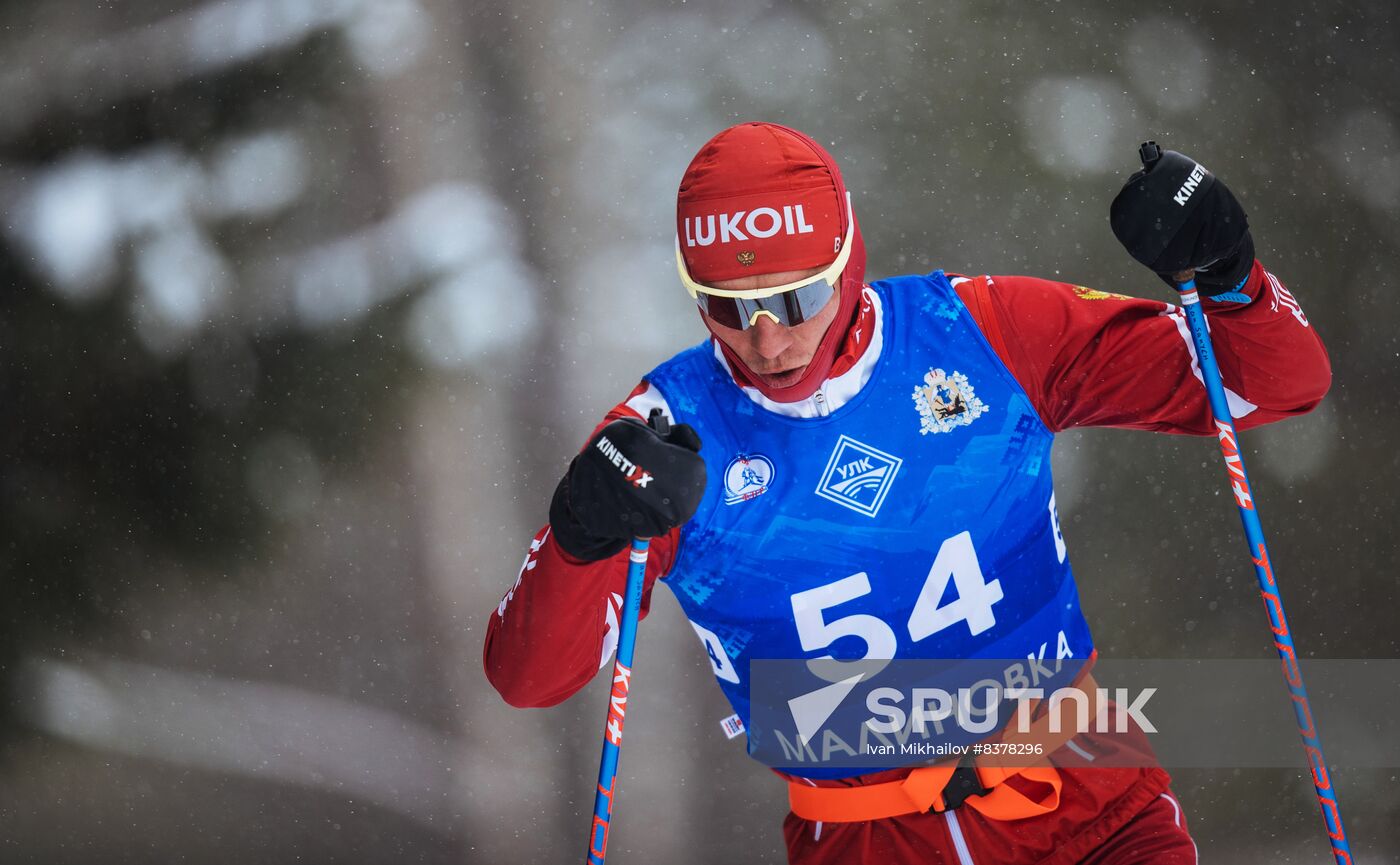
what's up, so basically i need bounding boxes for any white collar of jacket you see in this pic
[712,285,886,419]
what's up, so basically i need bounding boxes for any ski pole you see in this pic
[585,409,668,865]
[1175,276,1355,864]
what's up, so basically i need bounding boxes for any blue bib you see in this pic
[646,271,1093,776]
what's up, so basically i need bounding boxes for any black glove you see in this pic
[549,416,706,561]
[1110,142,1254,297]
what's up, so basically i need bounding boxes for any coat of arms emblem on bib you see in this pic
[912,368,988,435]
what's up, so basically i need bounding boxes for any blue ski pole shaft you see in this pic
[585,537,649,865]
[1176,279,1354,864]
[585,408,672,863]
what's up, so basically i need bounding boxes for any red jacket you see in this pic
[483,262,1328,863]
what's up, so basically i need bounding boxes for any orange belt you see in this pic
[788,672,1101,823]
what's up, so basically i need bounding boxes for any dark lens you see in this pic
[787,277,837,322]
[780,287,805,325]
[697,293,744,329]
[699,277,836,330]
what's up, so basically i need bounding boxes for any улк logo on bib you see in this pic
[723,453,775,505]
[815,435,903,518]
[912,368,988,435]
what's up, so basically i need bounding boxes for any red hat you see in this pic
[676,122,867,402]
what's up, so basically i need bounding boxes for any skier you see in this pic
[484,122,1330,863]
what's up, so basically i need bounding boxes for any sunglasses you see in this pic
[676,198,854,331]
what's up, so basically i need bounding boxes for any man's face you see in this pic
[701,267,841,390]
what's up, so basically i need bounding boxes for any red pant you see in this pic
[783,766,1195,864]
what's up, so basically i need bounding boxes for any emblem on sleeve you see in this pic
[913,368,988,435]
[1071,285,1131,301]
[723,453,775,505]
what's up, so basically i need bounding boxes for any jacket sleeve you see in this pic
[483,385,680,708]
[954,259,1331,434]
